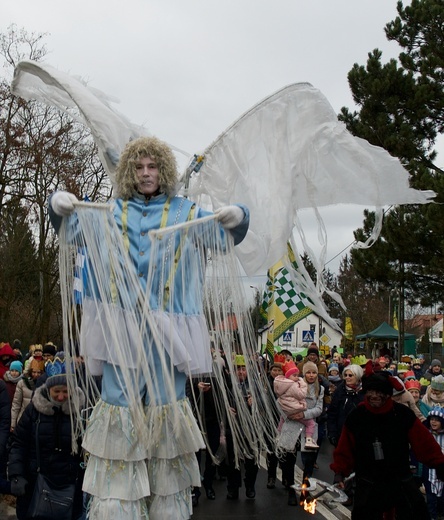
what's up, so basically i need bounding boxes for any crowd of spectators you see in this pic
[2,339,444,519]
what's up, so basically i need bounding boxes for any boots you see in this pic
[191,487,201,507]
[288,488,298,506]
[304,437,319,449]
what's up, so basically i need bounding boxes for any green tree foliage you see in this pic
[0,199,39,344]
[339,0,444,309]
[300,252,343,321]
[336,254,391,337]
[0,25,111,345]
[249,286,267,336]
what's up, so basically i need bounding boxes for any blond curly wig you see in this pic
[115,137,178,199]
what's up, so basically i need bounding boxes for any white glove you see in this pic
[51,191,78,217]
[215,205,244,229]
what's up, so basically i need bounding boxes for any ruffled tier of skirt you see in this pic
[80,298,212,375]
[83,399,204,520]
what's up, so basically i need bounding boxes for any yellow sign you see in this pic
[320,333,330,345]
[320,345,329,356]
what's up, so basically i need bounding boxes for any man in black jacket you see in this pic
[331,371,444,519]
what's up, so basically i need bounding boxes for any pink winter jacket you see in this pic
[273,375,308,417]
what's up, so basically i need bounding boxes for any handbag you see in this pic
[27,414,76,520]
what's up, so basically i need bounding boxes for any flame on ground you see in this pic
[299,477,317,514]
[303,498,317,514]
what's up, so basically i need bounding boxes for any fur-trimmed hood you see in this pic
[33,384,85,416]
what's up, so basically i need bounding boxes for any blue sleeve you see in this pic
[229,204,249,246]
[48,192,63,234]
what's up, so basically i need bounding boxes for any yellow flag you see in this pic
[260,243,313,357]
[345,317,353,340]
[393,305,399,331]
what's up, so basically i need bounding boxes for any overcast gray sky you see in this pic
[4,1,405,273]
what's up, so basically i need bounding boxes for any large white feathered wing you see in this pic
[10,60,149,189]
[11,63,435,329]
[188,83,435,275]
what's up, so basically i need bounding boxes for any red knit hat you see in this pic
[283,361,299,378]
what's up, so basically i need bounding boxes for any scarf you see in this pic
[431,392,444,405]
[48,396,63,408]
[4,371,22,384]
[345,383,361,392]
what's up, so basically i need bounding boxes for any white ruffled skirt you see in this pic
[83,398,205,520]
[80,298,213,376]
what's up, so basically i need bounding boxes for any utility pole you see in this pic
[398,262,405,361]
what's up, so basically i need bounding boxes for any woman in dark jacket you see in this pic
[0,379,12,493]
[187,373,223,505]
[326,363,364,506]
[8,360,85,519]
[327,363,364,447]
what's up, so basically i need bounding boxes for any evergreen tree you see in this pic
[336,255,391,337]
[339,0,444,309]
[300,252,342,321]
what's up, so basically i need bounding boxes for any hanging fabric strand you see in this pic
[59,202,278,519]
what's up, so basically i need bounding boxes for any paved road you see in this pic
[192,442,351,520]
[0,443,350,519]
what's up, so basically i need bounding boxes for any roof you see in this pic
[215,314,238,332]
[405,314,443,336]
[356,321,415,340]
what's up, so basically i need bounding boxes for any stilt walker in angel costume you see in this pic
[11,59,437,520]
[48,136,249,519]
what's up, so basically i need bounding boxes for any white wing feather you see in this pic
[188,83,435,275]
[11,64,435,330]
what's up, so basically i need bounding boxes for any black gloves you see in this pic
[11,476,27,496]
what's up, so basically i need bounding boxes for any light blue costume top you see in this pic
[49,192,249,405]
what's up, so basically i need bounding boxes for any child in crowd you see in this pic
[387,361,397,375]
[423,407,444,520]
[23,344,43,372]
[327,363,342,392]
[3,360,23,405]
[274,361,318,449]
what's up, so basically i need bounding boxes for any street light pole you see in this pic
[250,286,260,351]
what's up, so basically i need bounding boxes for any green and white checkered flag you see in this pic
[261,243,313,355]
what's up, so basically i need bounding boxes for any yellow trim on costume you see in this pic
[121,200,129,251]
[162,204,196,309]
[160,197,171,232]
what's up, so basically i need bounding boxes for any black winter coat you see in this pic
[8,385,85,520]
[327,381,364,444]
[0,380,11,474]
